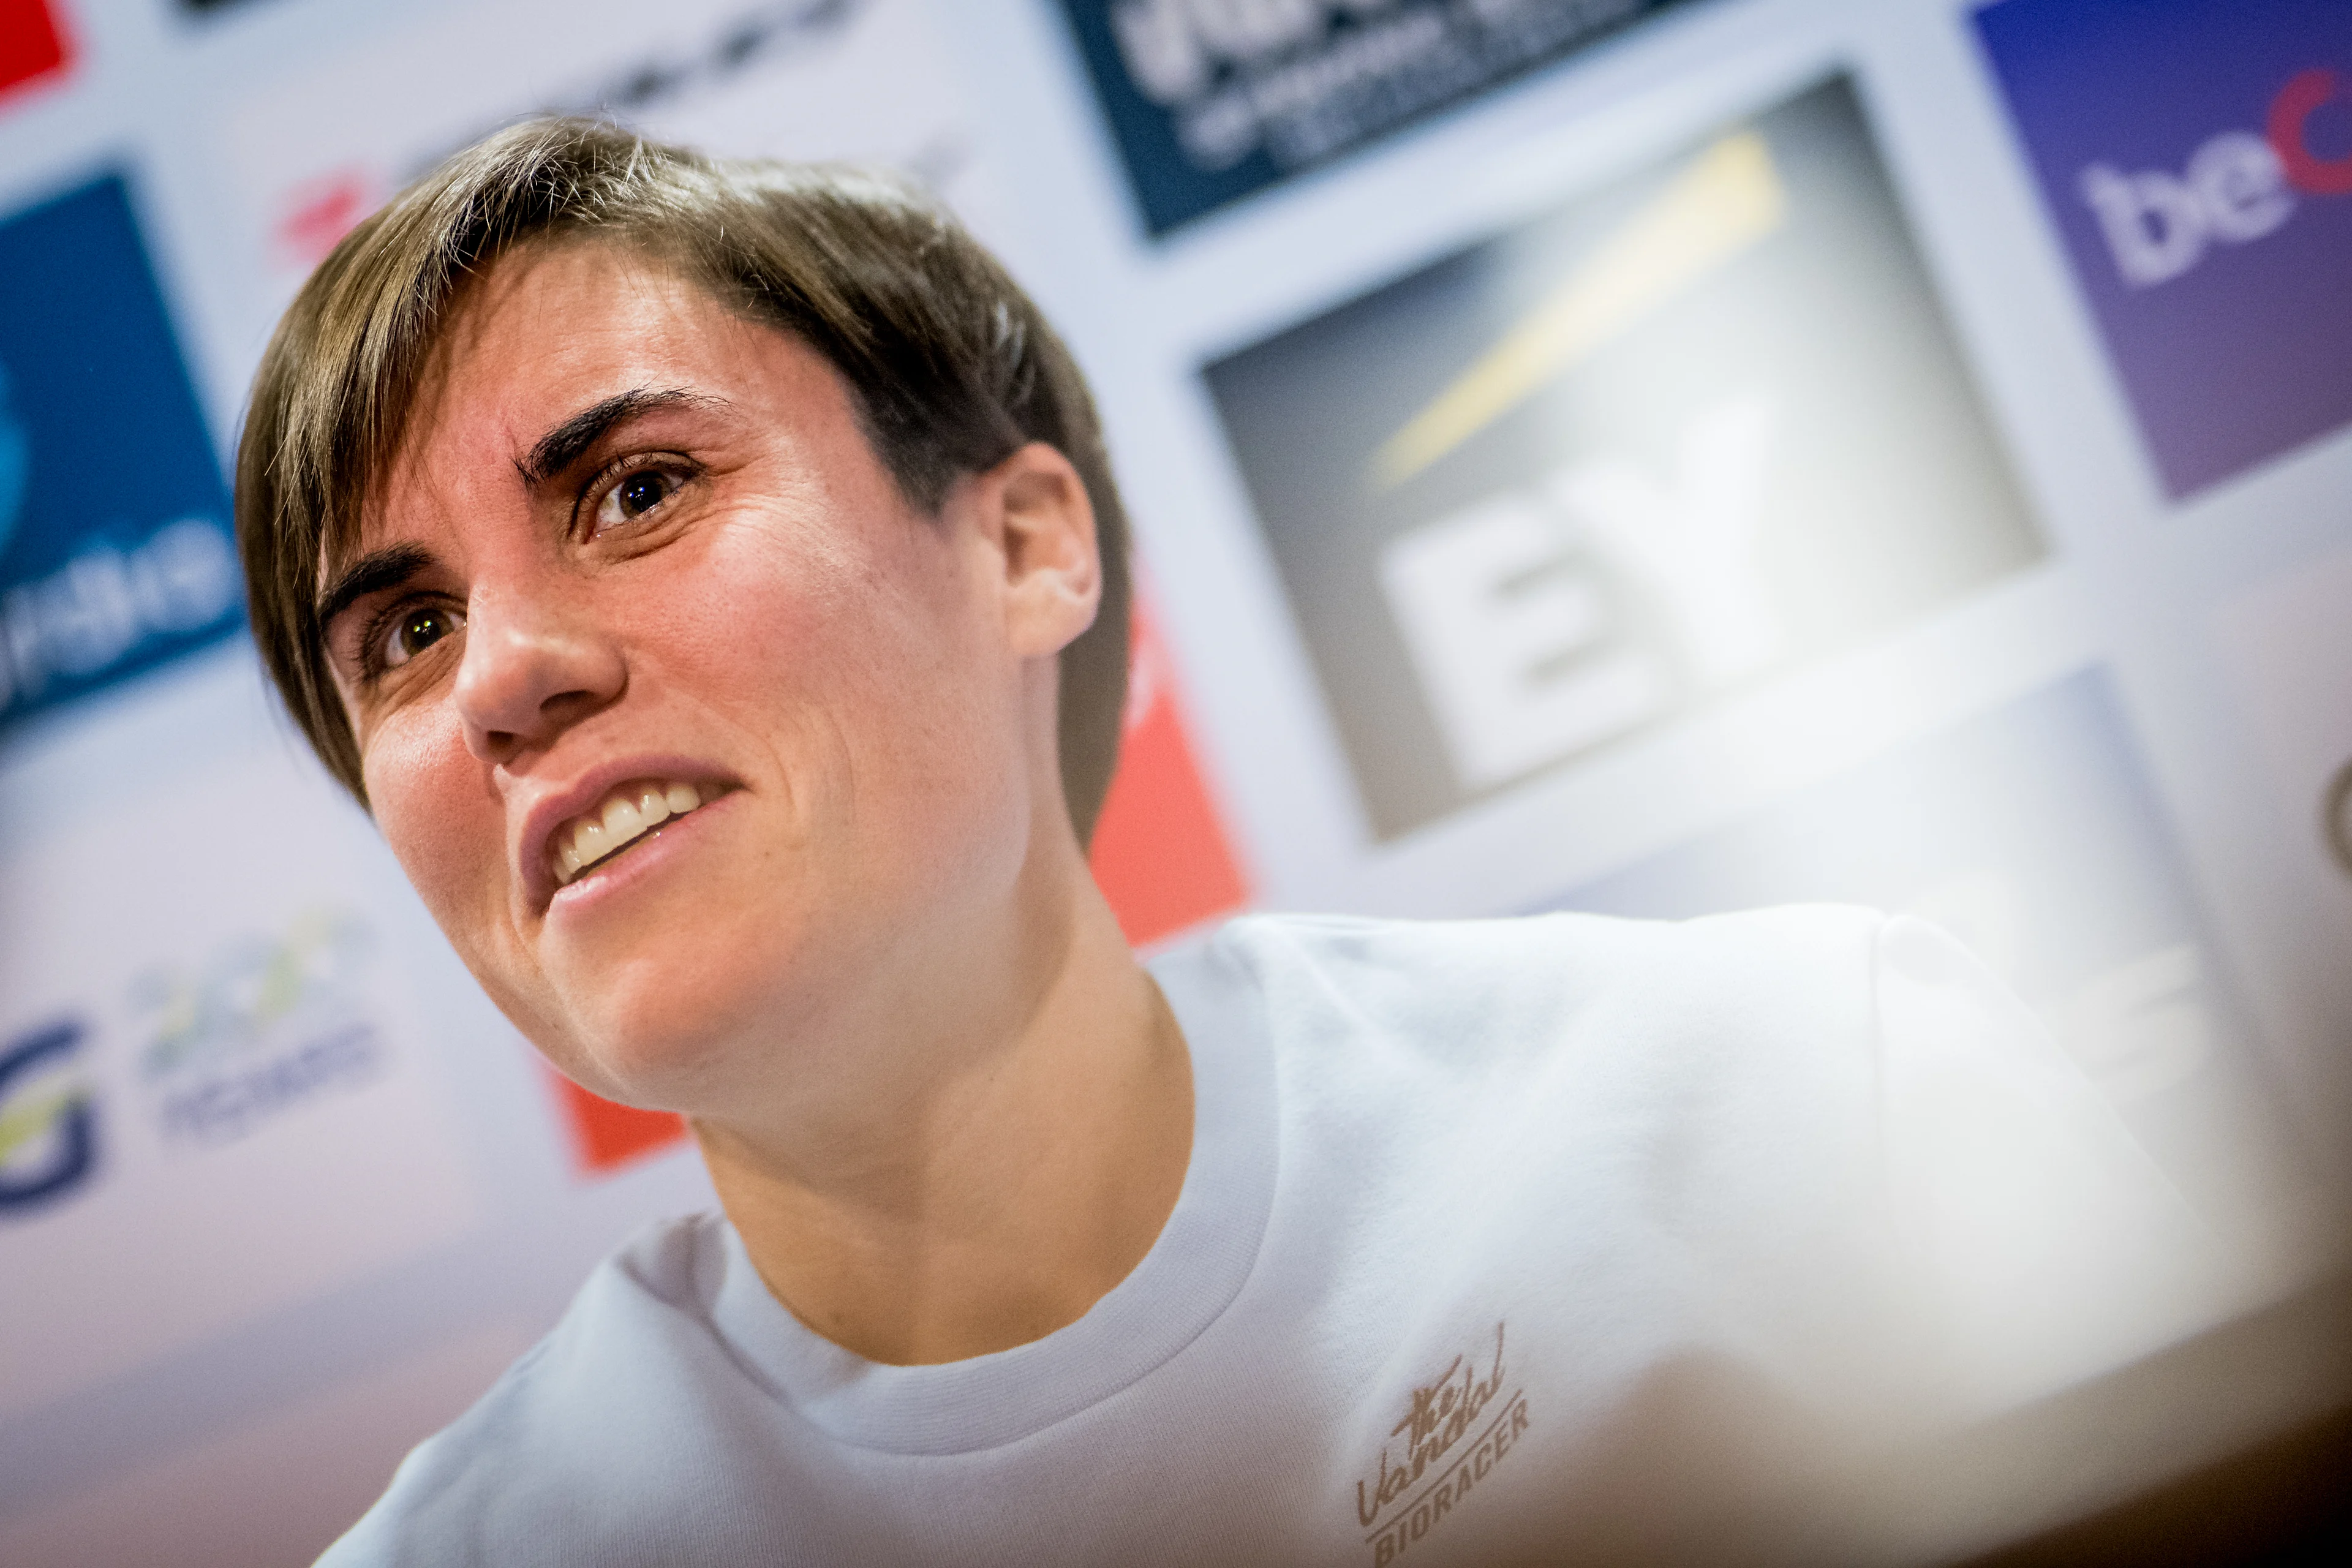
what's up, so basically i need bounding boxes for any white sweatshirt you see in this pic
[321,908,2226,1567]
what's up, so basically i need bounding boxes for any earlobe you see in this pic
[992,442,1102,659]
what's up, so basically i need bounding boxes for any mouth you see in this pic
[548,778,727,888]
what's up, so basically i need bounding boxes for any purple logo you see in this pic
[1976,0,2352,499]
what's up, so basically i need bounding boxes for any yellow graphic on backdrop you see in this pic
[1372,130,1787,489]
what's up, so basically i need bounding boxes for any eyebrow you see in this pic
[314,541,436,633]
[516,386,715,486]
[314,388,722,631]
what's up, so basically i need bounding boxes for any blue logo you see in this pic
[0,364,28,564]
[1060,1,1698,235]
[0,1020,97,1215]
[0,175,240,731]
[1976,0,2352,499]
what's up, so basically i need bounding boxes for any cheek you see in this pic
[672,513,991,749]
[674,519,1026,865]
[364,712,505,935]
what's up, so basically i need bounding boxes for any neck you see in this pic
[691,837,1193,1366]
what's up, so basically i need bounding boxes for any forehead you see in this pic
[345,243,851,563]
[426,241,715,386]
[404,243,742,463]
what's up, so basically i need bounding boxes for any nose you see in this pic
[451,582,625,764]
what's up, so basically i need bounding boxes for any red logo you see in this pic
[273,168,382,269]
[0,0,69,104]
[2269,68,2352,197]
[1089,597,1251,950]
[545,1070,687,1177]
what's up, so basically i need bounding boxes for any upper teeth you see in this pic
[552,780,705,885]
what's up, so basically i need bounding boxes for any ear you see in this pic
[977,441,1102,660]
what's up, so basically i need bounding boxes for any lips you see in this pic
[549,778,709,886]
[519,759,737,911]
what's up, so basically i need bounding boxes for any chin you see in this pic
[552,948,812,1113]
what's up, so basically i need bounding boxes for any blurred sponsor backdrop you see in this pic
[0,0,2347,1561]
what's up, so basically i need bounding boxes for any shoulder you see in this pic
[1156,907,1918,1226]
[1172,904,1889,1074]
[316,1213,747,1567]
[1189,902,1883,988]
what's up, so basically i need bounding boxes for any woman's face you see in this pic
[322,243,1082,1114]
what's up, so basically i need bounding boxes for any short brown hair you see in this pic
[236,116,1131,842]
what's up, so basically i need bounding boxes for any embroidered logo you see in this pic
[1355,1322,1530,1565]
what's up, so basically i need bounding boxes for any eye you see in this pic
[591,466,684,532]
[379,603,464,670]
